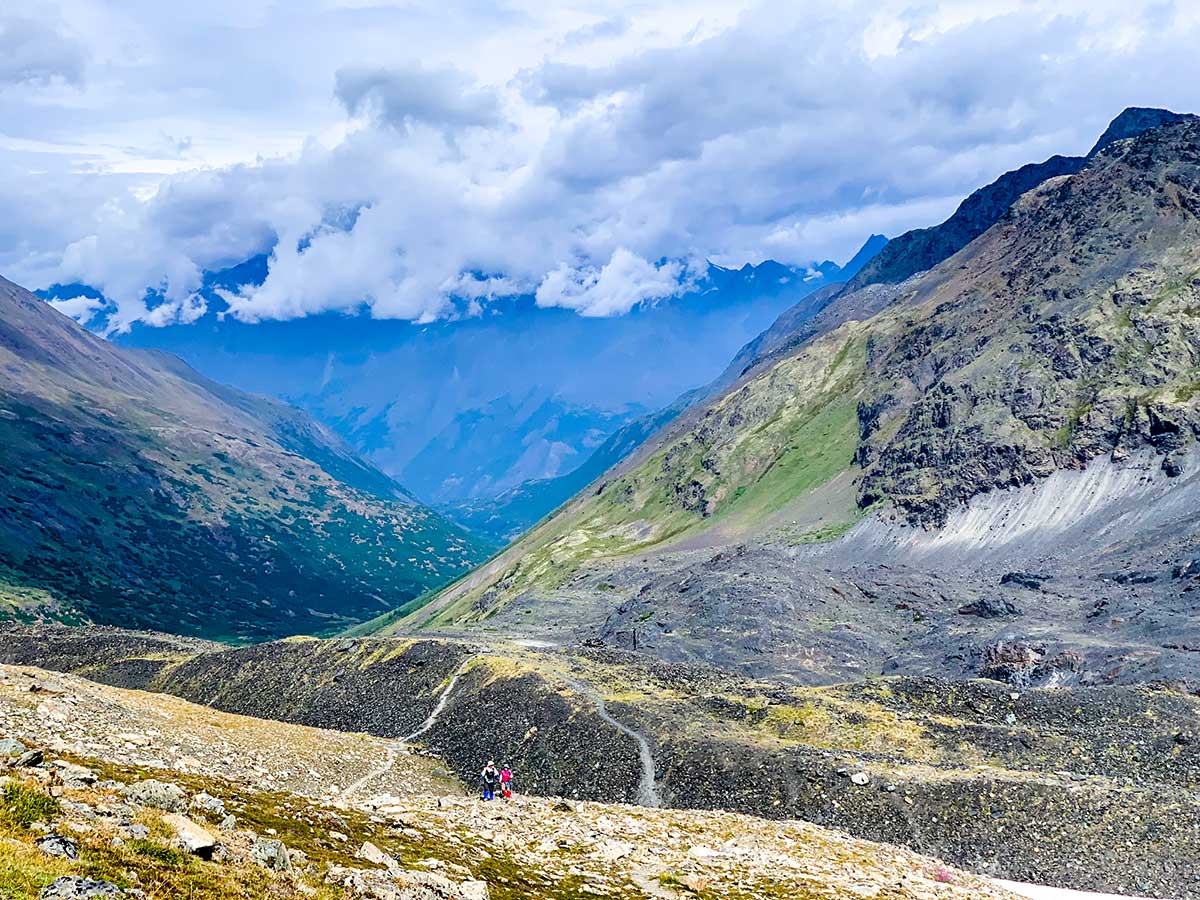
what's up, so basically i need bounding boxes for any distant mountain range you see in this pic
[0,275,488,641]
[40,237,887,538]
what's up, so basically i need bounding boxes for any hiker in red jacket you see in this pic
[500,765,513,799]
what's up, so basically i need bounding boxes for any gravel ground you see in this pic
[0,663,460,801]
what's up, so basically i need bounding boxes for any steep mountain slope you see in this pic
[403,394,645,505]
[0,276,487,640]
[386,117,1200,687]
[720,108,1198,388]
[56,254,873,515]
[445,402,684,542]
[439,240,891,540]
[850,107,1197,291]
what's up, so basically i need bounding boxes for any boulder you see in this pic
[325,865,464,900]
[39,877,124,899]
[250,837,292,871]
[160,813,216,859]
[357,840,394,869]
[0,737,27,757]
[189,792,226,818]
[36,834,79,859]
[53,762,97,789]
[14,749,44,768]
[594,840,634,861]
[957,598,1022,619]
[999,572,1049,590]
[122,780,186,813]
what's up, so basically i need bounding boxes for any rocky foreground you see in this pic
[5,626,1198,897]
[0,663,1018,900]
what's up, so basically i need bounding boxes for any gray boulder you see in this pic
[36,834,79,859]
[160,813,216,859]
[53,762,98,789]
[189,792,226,818]
[250,837,292,871]
[39,877,124,899]
[14,749,44,768]
[0,737,27,757]
[957,597,1023,619]
[121,780,186,813]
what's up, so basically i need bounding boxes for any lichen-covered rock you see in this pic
[250,837,292,871]
[52,761,97,789]
[188,791,225,819]
[36,834,79,859]
[122,779,186,813]
[39,877,124,899]
[0,737,27,756]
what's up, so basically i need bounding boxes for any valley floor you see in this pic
[0,663,1020,900]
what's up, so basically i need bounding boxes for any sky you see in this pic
[3,0,1200,331]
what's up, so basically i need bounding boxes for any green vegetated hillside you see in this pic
[0,276,490,641]
[399,115,1200,629]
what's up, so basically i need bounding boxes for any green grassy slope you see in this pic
[0,276,490,640]
[401,323,874,627]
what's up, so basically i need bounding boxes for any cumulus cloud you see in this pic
[335,63,501,133]
[4,1,1200,330]
[46,294,104,325]
[535,250,688,317]
[0,14,86,86]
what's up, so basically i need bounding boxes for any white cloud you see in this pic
[535,250,688,317]
[46,294,104,324]
[335,63,502,133]
[0,13,86,86]
[2,1,1200,330]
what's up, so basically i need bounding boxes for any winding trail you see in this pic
[340,656,473,799]
[401,656,473,743]
[562,675,661,808]
[339,746,397,799]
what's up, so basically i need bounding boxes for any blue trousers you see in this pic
[483,787,494,800]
